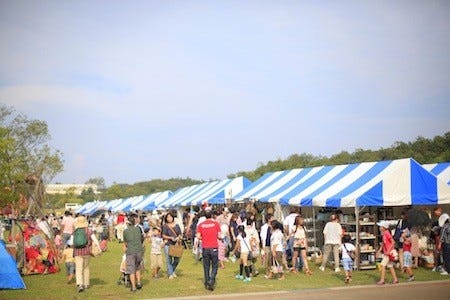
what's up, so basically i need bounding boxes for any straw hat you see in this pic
[74,216,88,229]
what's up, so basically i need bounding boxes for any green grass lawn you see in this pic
[0,241,447,300]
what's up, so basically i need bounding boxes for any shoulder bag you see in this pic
[343,243,355,260]
[167,226,184,258]
[242,238,253,261]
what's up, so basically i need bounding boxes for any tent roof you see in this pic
[160,177,251,208]
[234,158,450,207]
[132,191,173,211]
[423,162,450,185]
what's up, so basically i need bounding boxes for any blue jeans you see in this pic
[202,248,219,285]
[164,245,180,276]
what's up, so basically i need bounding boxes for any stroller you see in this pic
[117,254,130,288]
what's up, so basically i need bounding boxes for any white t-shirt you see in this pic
[283,213,298,234]
[341,242,356,259]
[237,234,251,253]
[323,221,343,244]
[270,229,284,252]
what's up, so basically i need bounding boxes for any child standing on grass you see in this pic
[62,241,75,284]
[402,229,415,281]
[150,227,164,279]
[341,235,355,284]
[218,237,226,269]
[233,225,252,282]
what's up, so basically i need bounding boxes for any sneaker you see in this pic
[77,285,84,293]
[243,277,252,282]
[130,288,137,293]
[136,283,142,289]
[235,274,244,280]
[407,276,415,282]
[432,267,437,272]
[168,275,174,279]
[345,277,350,284]
[335,268,341,273]
[319,266,325,272]
[172,273,177,278]
[440,271,449,275]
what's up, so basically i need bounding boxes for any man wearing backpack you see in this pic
[123,213,144,293]
[73,216,94,293]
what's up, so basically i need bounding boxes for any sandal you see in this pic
[345,277,350,284]
[304,270,313,275]
[376,280,385,285]
[392,280,399,284]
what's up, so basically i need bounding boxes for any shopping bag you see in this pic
[168,242,184,257]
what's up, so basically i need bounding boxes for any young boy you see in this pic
[402,229,415,281]
[341,235,355,284]
[62,241,75,284]
[150,227,164,278]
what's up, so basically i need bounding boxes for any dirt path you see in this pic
[151,280,450,300]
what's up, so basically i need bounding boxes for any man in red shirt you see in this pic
[196,209,221,291]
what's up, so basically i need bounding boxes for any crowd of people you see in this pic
[1,203,449,294]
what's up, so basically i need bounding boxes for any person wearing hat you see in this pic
[438,213,450,275]
[73,216,94,292]
[376,221,399,285]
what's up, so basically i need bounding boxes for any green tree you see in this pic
[0,105,64,214]
[86,177,105,190]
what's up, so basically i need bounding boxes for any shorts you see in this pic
[380,255,394,268]
[293,247,306,252]
[342,257,353,271]
[65,262,75,275]
[150,253,163,269]
[239,252,251,266]
[126,252,143,274]
[403,251,412,268]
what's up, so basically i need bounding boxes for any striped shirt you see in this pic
[73,228,92,257]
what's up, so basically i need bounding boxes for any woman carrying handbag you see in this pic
[162,213,183,279]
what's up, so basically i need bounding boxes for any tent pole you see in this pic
[355,205,360,271]
[313,207,316,249]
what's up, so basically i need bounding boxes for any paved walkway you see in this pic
[149,280,450,300]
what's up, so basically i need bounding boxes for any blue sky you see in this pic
[1,1,449,186]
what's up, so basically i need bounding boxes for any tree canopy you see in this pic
[228,132,450,181]
[0,105,64,213]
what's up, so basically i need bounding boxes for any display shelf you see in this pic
[359,265,377,270]
[342,213,378,271]
[360,236,376,240]
[359,249,376,254]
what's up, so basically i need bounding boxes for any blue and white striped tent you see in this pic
[132,191,173,211]
[112,195,144,212]
[160,176,251,208]
[233,158,450,208]
[423,162,450,185]
[77,201,106,214]
[104,199,122,211]
[76,202,95,214]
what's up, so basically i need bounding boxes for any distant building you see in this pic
[45,184,99,195]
